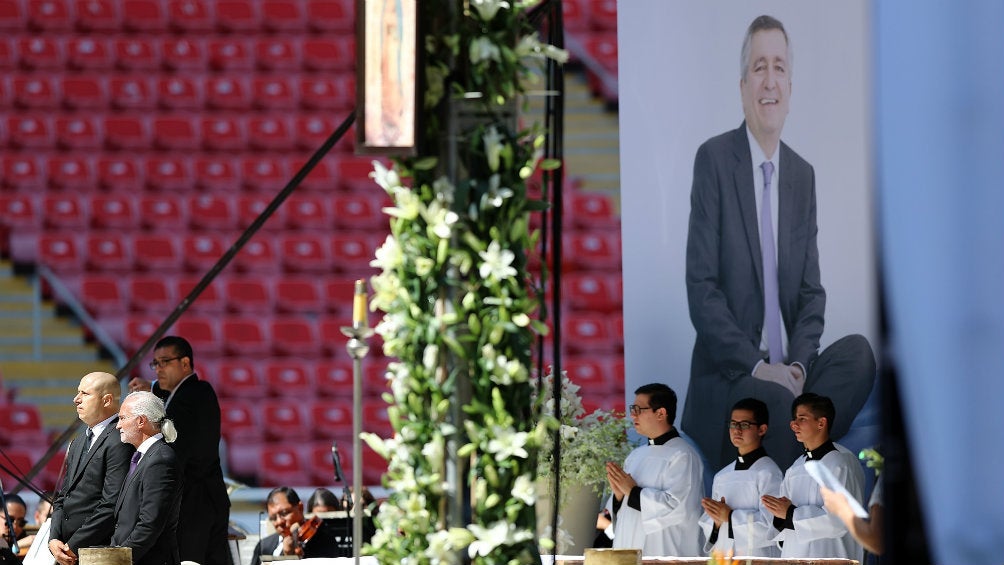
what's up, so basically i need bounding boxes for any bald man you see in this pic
[49,372,135,565]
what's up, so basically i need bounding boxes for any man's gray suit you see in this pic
[683,122,875,471]
[49,420,134,554]
[111,439,181,565]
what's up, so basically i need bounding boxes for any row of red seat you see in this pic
[18,231,380,274]
[1,153,375,193]
[1,72,356,112]
[0,34,355,73]
[1,113,357,152]
[562,0,617,33]
[231,439,387,487]
[1,192,387,232]
[0,0,355,35]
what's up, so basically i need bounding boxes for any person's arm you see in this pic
[821,487,883,555]
[686,141,765,375]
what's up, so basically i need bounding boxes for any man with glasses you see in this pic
[128,336,230,565]
[604,383,704,556]
[761,393,864,560]
[1,494,28,550]
[250,487,305,565]
[49,372,134,565]
[699,398,782,557]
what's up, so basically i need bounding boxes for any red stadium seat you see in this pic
[79,275,127,316]
[153,116,200,151]
[43,195,88,230]
[563,313,616,353]
[271,318,320,356]
[307,442,341,485]
[568,190,619,229]
[285,195,330,231]
[61,76,107,109]
[175,315,221,355]
[330,234,375,275]
[252,76,298,110]
[109,76,154,109]
[310,400,352,439]
[128,275,174,313]
[583,32,618,73]
[240,156,287,192]
[262,0,304,32]
[56,116,101,150]
[362,398,393,437]
[216,359,266,399]
[37,233,82,272]
[248,116,293,151]
[162,37,205,71]
[224,278,273,314]
[12,76,59,109]
[86,233,132,271]
[588,0,617,31]
[167,0,213,31]
[299,76,354,111]
[265,359,315,398]
[333,194,383,231]
[0,403,44,445]
[315,360,353,397]
[0,450,36,493]
[292,116,338,153]
[218,399,261,442]
[0,38,13,70]
[259,445,310,486]
[561,0,589,32]
[207,38,252,71]
[193,157,240,192]
[262,402,309,441]
[214,0,258,32]
[133,233,182,271]
[275,277,323,314]
[114,37,161,70]
[205,76,250,110]
[236,194,286,231]
[254,38,300,71]
[563,230,621,271]
[18,36,63,69]
[188,194,236,230]
[91,194,138,230]
[75,0,121,31]
[306,0,353,33]
[291,155,339,192]
[0,0,25,31]
[123,315,159,351]
[181,233,225,272]
[0,194,39,231]
[46,156,94,191]
[122,0,167,31]
[563,355,615,394]
[139,194,187,231]
[176,276,225,313]
[7,115,53,148]
[2,155,43,191]
[67,37,113,69]
[363,361,390,395]
[221,317,268,355]
[144,157,192,192]
[280,234,330,273]
[158,76,203,110]
[563,272,622,313]
[322,279,355,315]
[97,157,142,191]
[27,0,73,31]
[103,115,151,150]
[301,38,354,71]
[233,236,279,273]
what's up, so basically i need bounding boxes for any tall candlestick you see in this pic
[352,279,367,327]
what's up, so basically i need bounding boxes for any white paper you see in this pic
[23,518,56,565]
[804,460,869,519]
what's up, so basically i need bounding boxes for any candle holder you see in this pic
[340,322,373,563]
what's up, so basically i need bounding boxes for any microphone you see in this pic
[330,442,345,483]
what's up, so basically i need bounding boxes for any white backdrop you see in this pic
[617,1,877,414]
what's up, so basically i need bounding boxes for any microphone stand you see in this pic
[341,280,373,565]
[0,479,21,557]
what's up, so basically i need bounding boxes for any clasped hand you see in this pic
[605,461,637,500]
[754,362,804,397]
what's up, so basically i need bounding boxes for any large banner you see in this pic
[619,1,877,467]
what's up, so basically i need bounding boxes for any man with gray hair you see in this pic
[112,392,181,565]
[683,14,876,471]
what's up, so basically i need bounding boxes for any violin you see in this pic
[294,515,323,546]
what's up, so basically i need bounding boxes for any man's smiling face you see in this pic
[741,28,791,150]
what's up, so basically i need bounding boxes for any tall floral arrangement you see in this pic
[361,1,568,564]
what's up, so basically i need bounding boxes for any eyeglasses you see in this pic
[148,356,182,370]
[728,420,759,431]
[11,518,26,526]
[628,405,654,416]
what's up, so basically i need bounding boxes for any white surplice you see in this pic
[608,436,704,557]
[699,452,783,557]
[771,442,865,560]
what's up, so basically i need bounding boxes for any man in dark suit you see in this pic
[112,392,181,565]
[683,15,875,472]
[49,372,135,565]
[250,487,304,565]
[129,336,230,565]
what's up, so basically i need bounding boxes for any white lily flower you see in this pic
[370,234,403,270]
[470,36,502,65]
[382,188,421,220]
[486,425,529,461]
[478,240,518,282]
[483,126,504,172]
[433,175,455,204]
[422,344,439,371]
[370,160,401,191]
[512,474,536,505]
[482,174,514,208]
[470,0,510,21]
[423,200,459,239]
[467,521,534,558]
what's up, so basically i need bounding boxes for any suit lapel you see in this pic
[731,124,764,290]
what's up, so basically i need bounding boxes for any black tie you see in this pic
[77,428,93,470]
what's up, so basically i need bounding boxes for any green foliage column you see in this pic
[362,1,568,563]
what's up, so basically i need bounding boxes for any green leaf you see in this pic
[413,156,439,170]
[540,158,562,170]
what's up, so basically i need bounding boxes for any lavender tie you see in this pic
[127,451,142,478]
[760,161,783,363]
